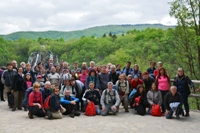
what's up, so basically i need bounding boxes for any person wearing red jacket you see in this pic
[28,82,46,119]
[131,75,143,89]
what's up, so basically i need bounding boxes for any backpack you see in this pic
[22,87,34,107]
[151,104,162,116]
[118,80,127,95]
[85,102,96,116]
[44,95,52,110]
[133,96,141,107]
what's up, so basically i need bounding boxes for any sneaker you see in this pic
[70,113,74,118]
[24,106,27,111]
[176,115,180,119]
[12,108,16,111]
[28,112,33,119]
[74,111,81,116]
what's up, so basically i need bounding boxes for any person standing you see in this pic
[11,67,24,111]
[0,66,6,101]
[173,68,194,117]
[98,65,109,93]
[1,63,17,106]
[48,67,60,86]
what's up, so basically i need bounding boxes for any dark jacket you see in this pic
[22,80,33,91]
[165,92,183,111]
[98,72,109,91]
[1,69,17,87]
[109,72,119,84]
[12,73,24,91]
[133,91,148,107]
[173,75,194,95]
[143,76,155,93]
[50,94,61,112]
[84,89,101,105]
[40,88,52,103]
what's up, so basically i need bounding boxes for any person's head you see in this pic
[142,72,149,79]
[51,67,56,73]
[126,61,131,68]
[56,65,60,70]
[177,68,184,76]
[49,63,54,68]
[81,66,87,74]
[36,75,42,82]
[151,82,158,91]
[119,73,126,80]
[170,86,177,96]
[25,73,31,80]
[65,90,71,97]
[116,64,121,69]
[34,65,39,72]
[74,62,78,68]
[63,62,69,68]
[89,81,95,90]
[20,62,26,68]
[1,66,6,70]
[49,58,53,63]
[70,77,76,85]
[127,75,132,82]
[64,79,70,86]
[12,60,17,68]
[37,62,43,68]
[158,67,167,76]
[133,74,139,82]
[82,62,87,67]
[157,61,162,69]
[17,67,23,74]
[90,61,95,68]
[44,81,51,89]
[71,70,76,76]
[7,63,13,71]
[52,86,59,95]
[133,64,139,71]
[41,67,46,74]
[110,65,116,73]
[33,82,41,92]
[150,61,156,68]
[136,84,144,93]
[26,63,31,71]
[107,82,113,90]
[96,66,102,72]
[107,63,112,70]
[89,69,96,76]
[101,65,107,73]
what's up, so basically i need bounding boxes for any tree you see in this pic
[102,33,106,37]
[109,32,112,37]
[169,0,200,79]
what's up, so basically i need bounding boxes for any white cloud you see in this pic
[0,0,176,34]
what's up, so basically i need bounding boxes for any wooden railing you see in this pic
[170,79,200,110]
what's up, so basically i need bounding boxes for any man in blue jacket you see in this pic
[60,90,80,118]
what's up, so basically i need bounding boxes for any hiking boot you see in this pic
[12,108,16,111]
[176,115,180,119]
[47,111,52,120]
[18,107,22,110]
[185,113,190,117]
[70,112,74,118]
[125,110,129,113]
[74,111,81,116]
[24,106,27,111]
[28,112,33,119]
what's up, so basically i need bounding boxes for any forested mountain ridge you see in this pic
[0,24,174,41]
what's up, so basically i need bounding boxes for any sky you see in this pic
[0,0,176,35]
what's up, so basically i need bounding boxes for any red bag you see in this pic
[151,104,162,116]
[132,96,141,107]
[85,102,96,116]
[44,95,51,110]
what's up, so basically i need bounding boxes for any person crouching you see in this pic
[60,90,80,118]
[47,87,66,119]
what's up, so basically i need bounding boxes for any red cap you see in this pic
[36,75,42,78]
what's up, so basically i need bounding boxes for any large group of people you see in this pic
[0,59,196,120]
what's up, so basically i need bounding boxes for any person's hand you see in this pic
[42,109,46,113]
[87,100,91,104]
[112,105,116,111]
[96,89,100,92]
[11,90,14,93]
[165,110,169,115]
[58,110,60,113]
[101,107,106,112]
[38,104,42,109]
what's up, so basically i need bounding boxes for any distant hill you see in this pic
[0,24,175,40]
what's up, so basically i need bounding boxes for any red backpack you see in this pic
[151,104,162,116]
[44,95,51,110]
[133,96,141,107]
[85,102,96,116]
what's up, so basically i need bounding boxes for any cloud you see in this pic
[0,0,176,34]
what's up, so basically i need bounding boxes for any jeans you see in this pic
[61,104,77,115]
[101,104,117,116]
[180,92,189,113]
[160,90,169,113]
